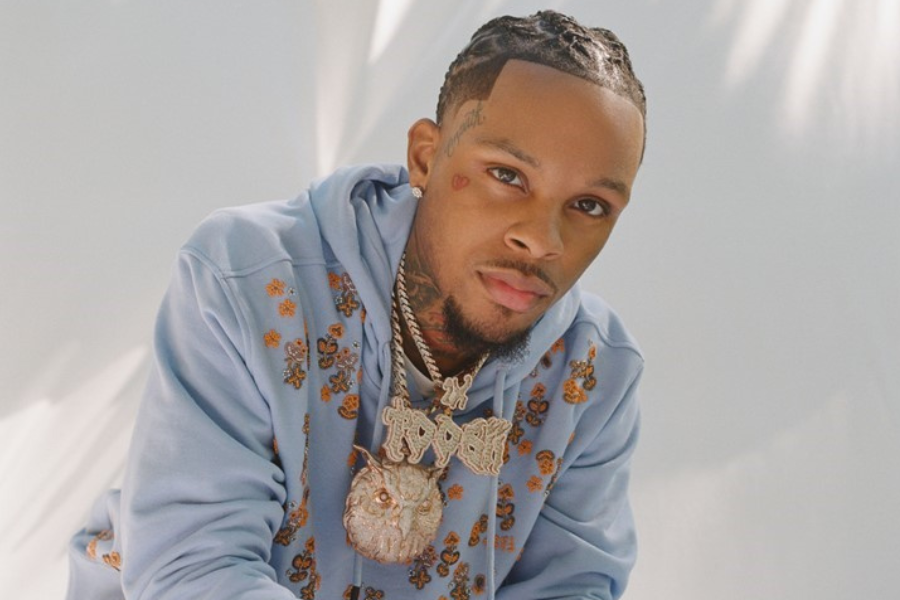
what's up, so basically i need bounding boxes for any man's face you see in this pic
[406,59,645,348]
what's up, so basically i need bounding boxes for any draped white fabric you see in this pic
[2,1,898,598]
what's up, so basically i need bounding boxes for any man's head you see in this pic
[436,10,646,140]
[403,11,646,369]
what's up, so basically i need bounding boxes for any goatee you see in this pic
[443,296,531,364]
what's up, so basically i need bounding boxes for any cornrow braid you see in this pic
[436,10,646,131]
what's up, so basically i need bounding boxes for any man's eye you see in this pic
[573,198,608,217]
[488,167,523,187]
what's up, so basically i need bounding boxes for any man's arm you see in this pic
[119,249,296,600]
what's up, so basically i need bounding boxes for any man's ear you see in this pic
[407,118,441,189]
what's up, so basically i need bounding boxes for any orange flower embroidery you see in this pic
[328,323,344,338]
[320,385,332,403]
[536,449,557,475]
[563,378,587,404]
[266,278,286,297]
[328,272,342,290]
[347,447,359,467]
[263,329,281,348]
[494,535,516,553]
[551,338,565,353]
[447,484,464,500]
[518,440,533,455]
[338,394,359,420]
[329,369,351,393]
[102,552,122,571]
[526,476,544,493]
[497,483,515,501]
[284,364,306,389]
[278,298,297,317]
[468,514,488,547]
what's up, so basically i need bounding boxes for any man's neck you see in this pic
[398,314,479,379]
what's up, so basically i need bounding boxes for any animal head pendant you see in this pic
[343,445,444,564]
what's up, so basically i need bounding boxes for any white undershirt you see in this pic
[403,352,436,398]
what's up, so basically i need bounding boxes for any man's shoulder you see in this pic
[569,291,643,360]
[181,195,322,276]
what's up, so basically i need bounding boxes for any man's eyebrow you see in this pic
[589,176,631,199]
[475,136,540,168]
[476,135,631,199]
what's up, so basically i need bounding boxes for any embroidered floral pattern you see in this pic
[468,514,488,547]
[525,383,549,426]
[102,552,122,571]
[287,537,320,599]
[517,440,532,455]
[317,329,339,369]
[496,483,516,532]
[545,456,565,496]
[267,278,286,297]
[275,499,308,546]
[408,544,437,589]
[363,587,385,600]
[330,272,361,317]
[447,484,464,501]
[436,531,461,577]
[449,562,471,600]
[85,529,112,559]
[562,378,587,404]
[535,450,557,476]
[283,338,309,389]
[316,322,361,417]
[494,534,515,553]
[338,393,359,420]
[563,342,598,404]
[526,475,543,493]
[508,402,525,446]
[279,298,297,317]
[473,573,486,595]
[264,329,282,348]
[86,529,120,570]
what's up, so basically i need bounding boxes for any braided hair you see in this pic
[436,10,646,132]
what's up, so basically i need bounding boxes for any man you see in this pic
[68,10,647,600]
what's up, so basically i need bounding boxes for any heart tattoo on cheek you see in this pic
[451,174,470,191]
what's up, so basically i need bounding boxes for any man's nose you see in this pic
[503,203,564,260]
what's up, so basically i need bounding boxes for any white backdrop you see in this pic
[2,1,899,598]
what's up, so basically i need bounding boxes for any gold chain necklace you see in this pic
[394,253,489,413]
[342,254,511,564]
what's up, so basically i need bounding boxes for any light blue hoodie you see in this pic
[67,164,643,600]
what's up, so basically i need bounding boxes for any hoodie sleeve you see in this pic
[119,249,296,600]
[496,363,643,600]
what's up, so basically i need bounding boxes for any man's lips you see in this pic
[477,269,554,313]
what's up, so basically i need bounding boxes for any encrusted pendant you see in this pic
[343,446,444,564]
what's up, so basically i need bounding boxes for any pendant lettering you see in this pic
[382,403,436,463]
[432,414,463,468]
[382,405,511,475]
[439,374,475,411]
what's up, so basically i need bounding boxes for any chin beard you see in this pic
[443,296,531,363]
